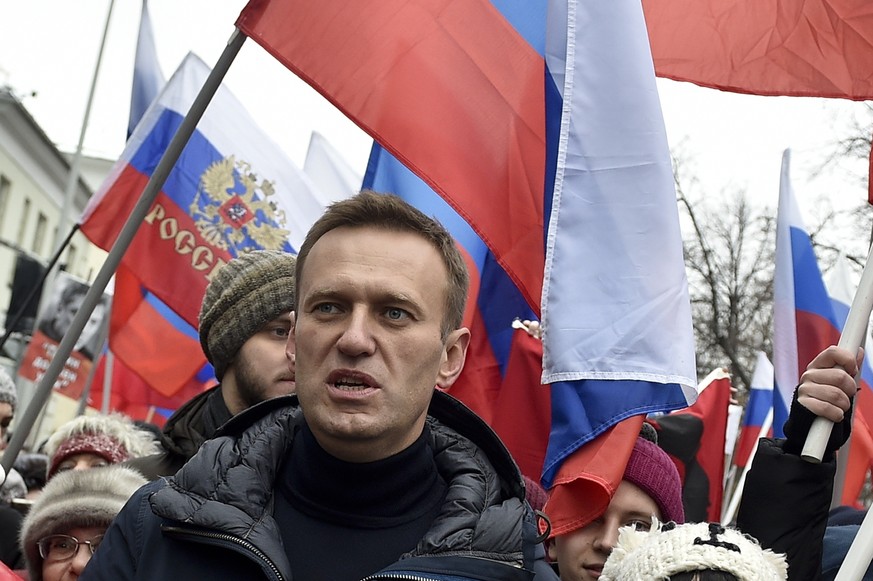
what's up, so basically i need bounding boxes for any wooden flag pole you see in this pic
[0,29,246,481]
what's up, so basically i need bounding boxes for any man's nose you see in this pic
[336,309,376,356]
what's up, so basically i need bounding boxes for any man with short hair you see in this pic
[128,249,297,480]
[83,191,555,580]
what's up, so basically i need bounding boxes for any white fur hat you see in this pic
[20,465,147,581]
[43,413,161,479]
[600,519,788,581]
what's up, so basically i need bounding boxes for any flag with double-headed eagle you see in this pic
[79,52,326,401]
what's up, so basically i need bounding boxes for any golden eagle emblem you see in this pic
[190,156,291,252]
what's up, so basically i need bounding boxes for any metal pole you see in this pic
[0,29,247,479]
[101,350,114,415]
[75,335,110,416]
[53,0,115,258]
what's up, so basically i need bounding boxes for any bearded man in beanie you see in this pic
[546,423,685,581]
[83,192,557,581]
[127,249,297,480]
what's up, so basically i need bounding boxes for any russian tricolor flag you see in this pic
[128,0,165,138]
[237,0,697,523]
[826,256,873,505]
[733,351,773,469]
[772,148,842,438]
[79,53,329,406]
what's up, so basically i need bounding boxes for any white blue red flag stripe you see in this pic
[772,149,842,437]
[239,0,697,488]
[733,351,773,468]
[540,0,696,484]
[128,0,165,138]
[80,53,329,406]
[80,52,326,326]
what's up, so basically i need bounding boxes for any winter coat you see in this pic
[736,437,835,581]
[80,391,557,581]
[124,385,230,480]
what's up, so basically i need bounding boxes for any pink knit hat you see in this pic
[623,437,685,524]
[48,432,130,478]
[44,414,161,480]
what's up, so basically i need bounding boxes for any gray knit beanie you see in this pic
[0,367,16,413]
[198,250,296,380]
[20,465,147,581]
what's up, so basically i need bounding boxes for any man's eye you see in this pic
[385,307,408,321]
[627,519,651,532]
[270,326,290,338]
[316,304,338,314]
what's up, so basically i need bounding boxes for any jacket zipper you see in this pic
[162,525,284,581]
[360,574,434,581]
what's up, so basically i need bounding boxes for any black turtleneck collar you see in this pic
[277,421,446,528]
[202,386,233,436]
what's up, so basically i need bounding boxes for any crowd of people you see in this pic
[0,191,867,580]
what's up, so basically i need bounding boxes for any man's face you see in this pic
[548,480,662,581]
[224,313,296,415]
[293,226,469,462]
[0,402,12,450]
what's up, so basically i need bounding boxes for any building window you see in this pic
[0,175,10,229]
[66,244,77,272]
[16,198,30,246]
[32,212,47,255]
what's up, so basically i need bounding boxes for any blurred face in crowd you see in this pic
[54,453,110,474]
[548,480,662,581]
[0,402,12,450]
[39,525,105,581]
[293,226,469,463]
[223,313,296,415]
[75,301,107,354]
[52,291,87,338]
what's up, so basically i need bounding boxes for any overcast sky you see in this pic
[1,0,869,220]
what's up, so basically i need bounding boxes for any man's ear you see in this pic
[436,328,470,389]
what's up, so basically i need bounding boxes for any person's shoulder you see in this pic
[215,394,301,438]
[107,477,167,532]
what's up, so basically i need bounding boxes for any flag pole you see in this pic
[101,350,115,415]
[53,1,115,267]
[0,28,247,481]
[802,239,873,462]
[835,496,873,580]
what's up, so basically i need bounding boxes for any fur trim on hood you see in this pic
[20,465,147,581]
[44,413,161,479]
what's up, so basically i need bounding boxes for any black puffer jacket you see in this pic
[737,437,835,581]
[124,385,231,480]
[81,391,556,581]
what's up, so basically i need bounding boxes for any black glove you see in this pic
[782,385,853,462]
